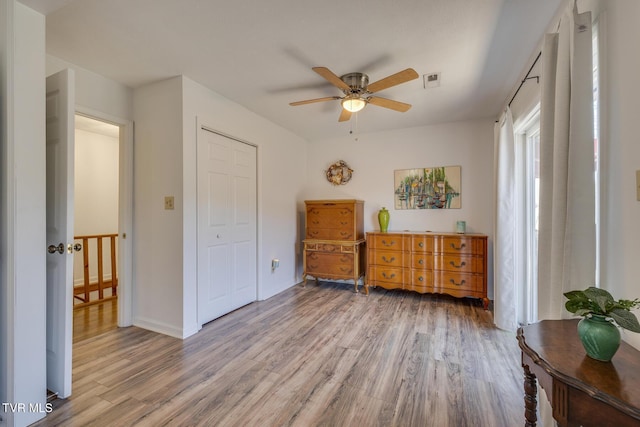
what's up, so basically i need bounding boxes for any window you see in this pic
[593,19,601,285]
[515,108,540,325]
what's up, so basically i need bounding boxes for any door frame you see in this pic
[76,106,134,326]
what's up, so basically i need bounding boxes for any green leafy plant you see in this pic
[564,287,640,333]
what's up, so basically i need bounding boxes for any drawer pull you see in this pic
[450,243,466,251]
[449,261,467,269]
[340,267,353,273]
[449,279,467,287]
[418,259,424,265]
[381,240,396,247]
[418,276,424,282]
[340,256,350,263]
[382,256,396,263]
[340,221,348,225]
[340,232,352,238]
[382,272,396,279]
[418,241,424,248]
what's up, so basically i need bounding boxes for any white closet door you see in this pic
[197,127,257,325]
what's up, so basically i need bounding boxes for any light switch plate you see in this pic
[164,196,175,210]
[637,170,640,201]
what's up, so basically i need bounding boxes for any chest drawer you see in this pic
[305,252,354,275]
[305,200,363,241]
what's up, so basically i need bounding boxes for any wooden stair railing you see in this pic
[73,233,118,307]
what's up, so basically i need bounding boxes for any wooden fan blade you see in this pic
[289,96,340,106]
[368,96,412,112]
[366,68,419,93]
[313,67,351,92]
[338,108,352,122]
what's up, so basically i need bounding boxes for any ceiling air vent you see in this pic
[423,72,441,88]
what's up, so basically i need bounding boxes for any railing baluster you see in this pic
[110,235,117,296]
[83,237,90,303]
[97,237,104,300]
[73,233,118,307]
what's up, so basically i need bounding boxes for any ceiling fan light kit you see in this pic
[290,66,419,122]
[341,95,367,113]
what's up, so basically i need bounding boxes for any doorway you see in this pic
[72,114,120,342]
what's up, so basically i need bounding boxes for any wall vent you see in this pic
[423,72,441,88]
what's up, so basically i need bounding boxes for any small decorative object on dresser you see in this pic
[377,207,390,232]
[303,200,365,292]
[366,231,488,308]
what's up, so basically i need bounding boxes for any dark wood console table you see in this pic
[517,320,640,426]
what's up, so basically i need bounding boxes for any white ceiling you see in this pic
[22,0,564,142]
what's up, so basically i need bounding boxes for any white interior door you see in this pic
[197,127,257,325]
[45,69,75,398]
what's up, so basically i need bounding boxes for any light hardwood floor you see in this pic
[33,282,525,427]
[73,298,118,343]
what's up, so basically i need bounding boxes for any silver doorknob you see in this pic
[47,243,65,254]
[73,243,82,252]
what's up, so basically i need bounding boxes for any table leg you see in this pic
[524,364,538,427]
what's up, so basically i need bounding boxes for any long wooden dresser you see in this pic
[303,200,365,292]
[366,231,488,308]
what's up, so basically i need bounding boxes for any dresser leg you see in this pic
[523,364,538,427]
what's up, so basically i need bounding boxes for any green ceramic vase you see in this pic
[577,314,621,362]
[378,207,390,233]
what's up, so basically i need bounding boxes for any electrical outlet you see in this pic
[164,196,174,210]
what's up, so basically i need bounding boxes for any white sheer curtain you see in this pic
[537,1,595,321]
[493,107,518,331]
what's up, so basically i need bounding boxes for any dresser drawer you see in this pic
[434,271,482,292]
[411,253,433,269]
[367,234,406,250]
[435,236,482,255]
[409,269,433,287]
[433,254,482,273]
[368,249,406,268]
[411,235,433,252]
[368,265,406,285]
[305,252,354,276]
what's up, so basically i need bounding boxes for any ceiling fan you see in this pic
[289,66,419,122]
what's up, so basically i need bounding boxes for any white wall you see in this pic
[182,76,308,307]
[596,0,640,349]
[304,120,495,295]
[132,77,185,337]
[73,128,119,284]
[0,2,47,426]
[47,55,133,120]
[133,75,308,338]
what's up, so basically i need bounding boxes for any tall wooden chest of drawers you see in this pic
[366,231,488,308]
[303,200,365,292]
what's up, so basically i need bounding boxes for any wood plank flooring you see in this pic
[73,298,118,343]
[33,282,525,427]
